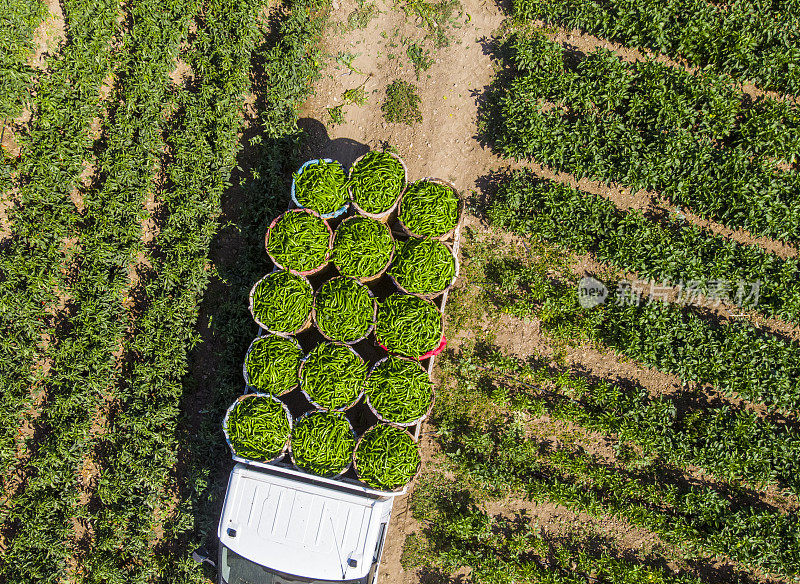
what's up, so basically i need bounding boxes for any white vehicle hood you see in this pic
[219,464,387,581]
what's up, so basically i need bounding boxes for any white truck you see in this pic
[192,188,462,582]
[193,456,402,584]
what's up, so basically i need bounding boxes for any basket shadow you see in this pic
[298,117,371,169]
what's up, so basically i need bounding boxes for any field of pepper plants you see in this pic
[398,0,800,579]
[3,0,800,580]
[0,0,331,579]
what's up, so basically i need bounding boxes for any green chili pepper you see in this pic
[245,335,302,396]
[267,210,330,272]
[293,160,349,215]
[354,424,421,490]
[376,294,442,357]
[349,151,405,214]
[227,395,291,461]
[251,271,314,333]
[314,276,375,343]
[364,356,433,424]
[291,411,355,477]
[301,342,367,410]
[332,216,395,279]
[399,180,459,238]
[389,237,456,295]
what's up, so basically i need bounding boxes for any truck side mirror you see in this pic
[192,546,217,569]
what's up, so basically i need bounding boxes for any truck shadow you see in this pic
[172,116,370,565]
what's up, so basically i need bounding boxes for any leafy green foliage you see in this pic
[0,0,333,578]
[346,0,378,29]
[480,250,800,413]
[326,104,344,125]
[488,169,800,322]
[399,0,462,47]
[342,80,369,106]
[490,31,800,242]
[0,0,49,118]
[382,79,423,125]
[439,405,800,579]
[406,41,433,79]
[0,0,204,579]
[0,0,119,487]
[406,476,707,584]
[449,339,800,497]
[512,0,800,95]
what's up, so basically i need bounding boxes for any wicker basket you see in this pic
[396,177,463,241]
[352,423,422,492]
[242,334,302,396]
[331,215,395,284]
[288,410,357,479]
[249,271,314,335]
[222,393,293,463]
[298,342,366,412]
[265,208,333,276]
[312,276,377,345]
[291,159,350,219]
[387,239,460,300]
[363,356,435,427]
[348,151,407,223]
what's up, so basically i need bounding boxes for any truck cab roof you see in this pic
[218,463,393,582]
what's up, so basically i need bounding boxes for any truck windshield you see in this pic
[220,546,368,584]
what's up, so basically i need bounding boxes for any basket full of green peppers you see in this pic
[299,342,367,411]
[243,334,302,396]
[375,294,443,359]
[387,237,458,298]
[290,410,356,477]
[291,159,350,218]
[249,270,314,334]
[313,276,376,344]
[331,215,395,283]
[364,356,434,426]
[265,209,332,275]
[353,424,421,490]
[348,151,407,220]
[223,394,292,462]
[398,178,461,239]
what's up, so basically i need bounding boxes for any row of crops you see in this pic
[489,31,800,242]
[223,153,462,492]
[512,0,800,94]
[407,231,800,580]
[408,476,710,584]
[0,0,331,580]
[487,170,800,414]
[487,171,800,321]
[438,338,800,580]
[0,0,48,119]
